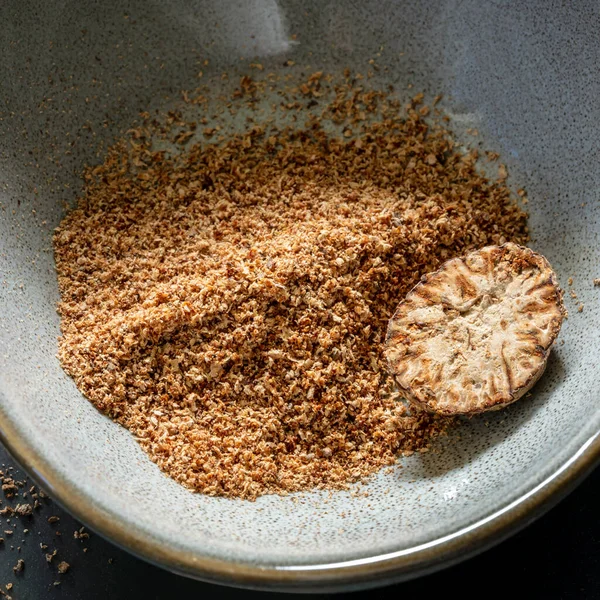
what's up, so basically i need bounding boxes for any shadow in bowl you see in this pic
[398,349,567,482]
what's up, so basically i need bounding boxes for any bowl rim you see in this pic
[0,400,598,591]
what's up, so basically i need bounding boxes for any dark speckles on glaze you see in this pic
[0,0,599,588]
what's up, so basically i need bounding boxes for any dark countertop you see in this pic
[0,443,597,600]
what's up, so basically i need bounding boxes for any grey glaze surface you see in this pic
[0,0,599,589]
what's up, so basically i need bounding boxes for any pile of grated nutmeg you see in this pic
[54,72,528,499]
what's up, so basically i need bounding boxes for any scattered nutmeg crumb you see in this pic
[57,561,70,574]
[12,560,24,574]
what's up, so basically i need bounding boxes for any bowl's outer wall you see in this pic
[0,0,599,587]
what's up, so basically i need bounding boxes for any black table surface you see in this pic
[0,443,598,600]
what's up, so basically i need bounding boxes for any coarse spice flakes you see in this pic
[54,73,528,500]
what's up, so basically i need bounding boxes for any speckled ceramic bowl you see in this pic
[1,0,599,591]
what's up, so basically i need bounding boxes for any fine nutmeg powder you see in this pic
[53,72,528,499]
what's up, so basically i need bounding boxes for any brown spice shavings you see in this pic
[57,561,70,574]
[74,527,89,540]
[593,278,600,286]
[1,483,17,498]
[47,516,60,524]
[53,73,528,500]
[13,504,32,517]
[12,560,24,574]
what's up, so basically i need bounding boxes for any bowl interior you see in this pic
[1,0,599,583]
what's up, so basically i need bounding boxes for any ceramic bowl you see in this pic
[1,0,599,591]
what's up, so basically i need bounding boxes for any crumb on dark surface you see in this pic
[12,559,24,574]
[74,527,90,540]
[57,561,70,574]
[13,504,32,517]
